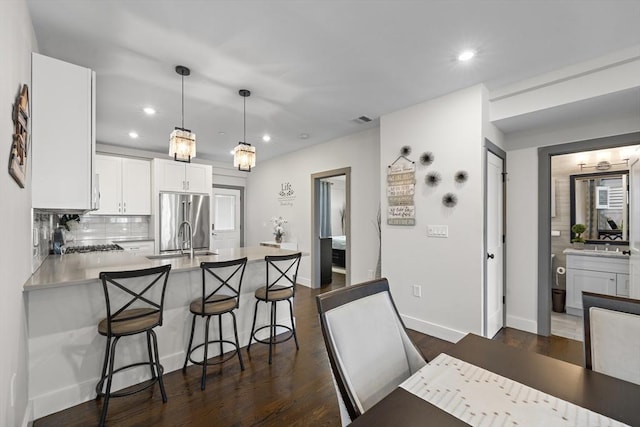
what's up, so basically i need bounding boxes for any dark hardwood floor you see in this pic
[35,272,583,426]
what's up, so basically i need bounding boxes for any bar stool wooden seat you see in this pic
[95,264,172,427]
[247,252,302,364]
[183,257,247,390]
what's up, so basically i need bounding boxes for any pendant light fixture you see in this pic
[169,65,196,162]
[233,89,256,172]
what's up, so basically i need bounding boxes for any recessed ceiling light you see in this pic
[299,133,310,139]
[142,107,156,115]
[458,50,475,61]
[128,131,139,139]
[218,131,226,135]
[262,134,271,142]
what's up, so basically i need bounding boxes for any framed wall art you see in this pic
[9,84,29,188]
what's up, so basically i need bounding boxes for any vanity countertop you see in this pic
[563,248,629,259]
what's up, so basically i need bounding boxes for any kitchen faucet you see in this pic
[178,220,194,259]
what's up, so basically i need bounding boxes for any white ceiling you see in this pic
[26,0,640,164]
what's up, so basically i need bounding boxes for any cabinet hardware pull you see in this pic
[487,253,495,259]
[623,250,631,255]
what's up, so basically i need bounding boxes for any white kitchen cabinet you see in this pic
[153,159,212,194]
[31,53,97,211]
[116,240,154,256]
[94,155,151,215]
[564,250,630,316]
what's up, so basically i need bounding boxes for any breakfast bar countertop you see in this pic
[24,246,298,291]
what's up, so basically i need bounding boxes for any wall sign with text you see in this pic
[387,161,416,226]
[278,182,296,206]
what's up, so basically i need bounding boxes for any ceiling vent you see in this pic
[353,115,373,124]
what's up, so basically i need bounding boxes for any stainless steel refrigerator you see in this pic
[159,192,210,253]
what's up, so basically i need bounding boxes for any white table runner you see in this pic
[400,353,629,427]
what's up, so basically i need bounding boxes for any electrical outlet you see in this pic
[367,269,374,279]
[412,285,422,298]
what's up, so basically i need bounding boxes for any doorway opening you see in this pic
[549,148,637,340]
[311,167,351,289]
[537,132,640,337]
[211,185,244,250]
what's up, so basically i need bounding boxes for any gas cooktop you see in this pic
[64,244,124,254]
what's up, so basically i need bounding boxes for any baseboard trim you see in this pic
[23,401,33,427]
[401,314,466,343]
[297,276,311,287]
[506,314,537,334]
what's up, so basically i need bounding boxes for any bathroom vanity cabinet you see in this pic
[564,249,629,316]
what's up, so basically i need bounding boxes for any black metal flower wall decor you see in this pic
[420,151,434,166]
[454,170,468,183]
[400,145,412,157]
[442,193,458,207]
[425,171,441,187]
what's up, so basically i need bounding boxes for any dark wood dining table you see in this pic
[350,333,640,426]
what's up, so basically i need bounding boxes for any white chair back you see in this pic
[316,279,426,423]
[582,291,640,385]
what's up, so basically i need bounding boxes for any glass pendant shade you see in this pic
[233,89,256,172]
[169,65,195,163]
[169,127,196,162]
[233,142,256,171]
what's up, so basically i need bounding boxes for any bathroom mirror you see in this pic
[569,170,628,245]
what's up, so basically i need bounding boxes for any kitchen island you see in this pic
[24,246,300,419]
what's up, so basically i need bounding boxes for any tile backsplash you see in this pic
[65,215,150,246]
[32,212,51,271]
[32,211,151,272]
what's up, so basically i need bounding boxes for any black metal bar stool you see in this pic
[183,257,247,389]
[95,264,171,427]
[247,252,302,364]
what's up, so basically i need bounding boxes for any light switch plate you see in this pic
[427,225,448,238]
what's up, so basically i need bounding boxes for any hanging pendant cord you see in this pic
[243,96,246,143]
[181,74,185,129]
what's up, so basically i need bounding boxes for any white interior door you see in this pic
[486,151,504,337]
[629,152,640,299]
[212,188,241,250]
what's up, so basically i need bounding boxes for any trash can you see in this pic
[552,288,566,313]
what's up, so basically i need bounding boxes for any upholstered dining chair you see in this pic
[582,291,640,385]
[96,264,172,427]
[183,257,247,390]
[247,252,302,364]
[316,278,427,425]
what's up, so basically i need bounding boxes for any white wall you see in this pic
[0,1,37,425]
[380,85,485,342]
[505,147,539,333]
[245,128,380,286]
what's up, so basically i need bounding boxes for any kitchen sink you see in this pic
[146,250,218,260]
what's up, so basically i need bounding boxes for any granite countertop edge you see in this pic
[24,246,303,292]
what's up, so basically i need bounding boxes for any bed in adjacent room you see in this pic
[331,235,346,267]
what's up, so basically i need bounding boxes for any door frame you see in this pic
[311,167,351,288]
[212,184,245,247]
[484,139,507,337]
[537,132,640,336]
